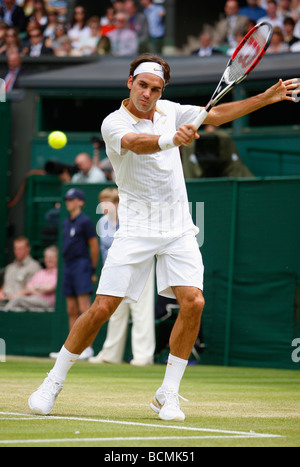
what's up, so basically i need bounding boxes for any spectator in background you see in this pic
[72,153,107,183]
[267,24,290,51]
[89,188,155,366]
[0,236,41,305]
[212,0,249,47]
[67,4,90,50]
[0,245,58,312]
[0,51,25,90]
[283,16,300,45]
[139,0,165,54]
[0,26,21,54]
[43,6,58,40]
[123,0,149,53]
[239,0,267,22]
[191,31,223,56]
[28,0,48,31]
[100,4,116,36]
[44,20,66,50]
[278,0,295,19]
[54,33,82,56]
[22,25,53,55]
[0,0,27,32]
[49,188,99,360]
[107,10,138,56]
[260,0,284,28]
[77,16,110,56]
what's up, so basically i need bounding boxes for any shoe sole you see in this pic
[150,396,162,414]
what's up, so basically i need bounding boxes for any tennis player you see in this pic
[28,54,299,421]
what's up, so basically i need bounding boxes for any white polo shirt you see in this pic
[101,99,201,238]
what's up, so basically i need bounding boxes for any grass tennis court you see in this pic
[0,357,299,447]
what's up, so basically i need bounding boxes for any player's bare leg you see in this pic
[28,295,123,415]
[64,295,123,354]
[151,286,204,421]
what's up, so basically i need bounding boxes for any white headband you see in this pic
[133,62,165,86]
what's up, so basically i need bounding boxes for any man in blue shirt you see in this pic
[140,0,166,53]
[50,188,99,361]
[239,0,267,22]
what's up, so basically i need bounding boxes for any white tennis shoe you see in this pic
[150,386,187,421]
[28,373,63,415]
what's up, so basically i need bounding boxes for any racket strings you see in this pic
[226,25,270,83]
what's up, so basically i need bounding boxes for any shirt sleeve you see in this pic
[174,103,202,129]
[101,114,134,157]
[83,217,97,241]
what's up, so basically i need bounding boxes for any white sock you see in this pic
[49,345,79,384]
[161,353,188,393]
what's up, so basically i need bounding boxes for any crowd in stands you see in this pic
[0,0,299,60]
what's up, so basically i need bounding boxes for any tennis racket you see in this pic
[193,22,273,129]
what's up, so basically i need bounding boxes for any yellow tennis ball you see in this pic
[48,131,67,149]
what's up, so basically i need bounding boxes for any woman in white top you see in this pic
[67,5,91,49]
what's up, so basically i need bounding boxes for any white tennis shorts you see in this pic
[97,233,204,303]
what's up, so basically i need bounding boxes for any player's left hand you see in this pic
[265,78,300,104]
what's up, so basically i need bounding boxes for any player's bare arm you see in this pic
[206,78,300,127]
[121,124,199,154]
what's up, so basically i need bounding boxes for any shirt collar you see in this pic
[121,99,164,123]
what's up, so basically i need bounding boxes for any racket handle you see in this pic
[193,108,209,130]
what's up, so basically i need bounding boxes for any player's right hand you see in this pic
[174,124,200,147]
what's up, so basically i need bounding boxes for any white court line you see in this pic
[0,435,280,445]
[0,411,282,440]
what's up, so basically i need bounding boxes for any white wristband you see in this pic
[158,133,177,151]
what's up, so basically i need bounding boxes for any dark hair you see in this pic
[129,53,171,86]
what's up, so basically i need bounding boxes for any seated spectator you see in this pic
[283,16,300,46]
[59,152,107,183]
[212,0,249,47]
[123,0,149,53]
[100,5,116,36]
[191,31,223,56]
[22,25,53,55]
[0,0,27,33]
[239,0,266,22]
[0,51,26,90]
[67,4,91,50]
[267,25,290,52]
[27,0,48,31]
[0,236,41,304]
[44,20,66,50]
[278,0,295,20]
[260,0,284,29]
[43,6,59,40]
[107,10,138,56]
[54,34,82,56]
[0,245,58,312]
[77,15,110,56]
[0,26,22,55]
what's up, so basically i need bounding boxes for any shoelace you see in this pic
[164,388,188,408]
[39,374,62,401]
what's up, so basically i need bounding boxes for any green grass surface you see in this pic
[0,357,299,447]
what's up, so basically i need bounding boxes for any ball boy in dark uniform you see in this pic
[58,188,99,360]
